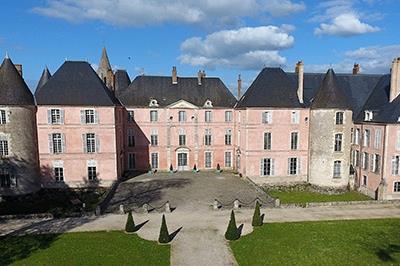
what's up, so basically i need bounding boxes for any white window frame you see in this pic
[291,111,300,124]
[86,133,96,153]
[225,111,232,122]
[335,112,344,125]
[333,160,341,178]
[0,109,7,124]
[0,139,9,157]
[127,110,135,122]
[392,155,400,176]
[291,132,298,150]
[205,151,212,168]
[394,181,400,192]
[262,111,272,124]
[264,132,271,150]
[288,157,299,176]
[225,151,232,167]
[150,110,158,122]
[334,133,343,152]
[178,111,186,122]
[261,158,275,176]
[151,152,158,169]
[225,129,232,145]
[375,129,382,149]
[205,129,212,146]
[205,111,212,123]
[363,129,370,147]
[150,129,158,146]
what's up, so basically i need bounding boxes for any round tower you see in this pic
[0,56,40,195]
[309,69,353,188]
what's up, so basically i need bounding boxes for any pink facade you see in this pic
[236,108,310,184]
[125,104,235,172]
[37,106,124,187]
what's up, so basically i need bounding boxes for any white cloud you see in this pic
[314,13,379,36]
[179,26,294,70]
[303,45,400,74]
[311,0,381,37]
[32,0,305,27]
[264,0,305,17]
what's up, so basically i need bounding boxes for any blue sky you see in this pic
[0,0,399,95]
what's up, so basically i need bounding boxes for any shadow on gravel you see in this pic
[169,227,183,241]
[106,178,191,213]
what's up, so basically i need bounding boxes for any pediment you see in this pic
[168,99,198,109]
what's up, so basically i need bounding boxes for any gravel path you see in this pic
[2,203,400,266]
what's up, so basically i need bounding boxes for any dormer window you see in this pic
[204,100,213,108]
[149,99,159,107]
[364,110,373,121]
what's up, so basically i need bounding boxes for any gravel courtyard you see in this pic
[106,171,272,213]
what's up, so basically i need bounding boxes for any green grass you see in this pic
[0,231,169,266]
[230,219,400,266]
[268,190,372,204]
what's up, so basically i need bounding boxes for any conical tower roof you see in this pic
[311,69,351,109]
[97,47,112,74]
[0,57,34,105]
[36,66,52,91]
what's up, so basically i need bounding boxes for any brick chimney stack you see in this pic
[14,64,22,77]
[390,58,400,102]
[172,66,178,84]
[295,61,304,104]
[353,63,360,75]
[237,74,242,99]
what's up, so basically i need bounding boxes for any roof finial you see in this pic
[5,51,9,59]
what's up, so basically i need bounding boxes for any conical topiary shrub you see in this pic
[225,210,240,241]
[125,211,136,233]
[169,164,173,172]
[252,201,263,227]
[158,214,170,244]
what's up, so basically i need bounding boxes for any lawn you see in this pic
[268,189,371,204]
[0,231,170,266]
[230,219,400,266]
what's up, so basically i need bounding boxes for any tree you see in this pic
[225,210,240,240]
[125,211,136,233]
[252,201,263,227]
[158,214,170,243]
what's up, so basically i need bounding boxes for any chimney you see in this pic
[295,61,304,104]
[390,58,400,102]
[14,64,23,77]
[198,70,202,85]
[237,74,242,99]
[353,63,360,75]
[172,66,178,84]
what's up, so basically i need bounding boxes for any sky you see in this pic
[0,0,399,95]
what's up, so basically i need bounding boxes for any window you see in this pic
[205,129,212,146]
[392,156,400,176]
[179,134,186,146]
[261,158,274,176]
[362,152,369,170]
[127,129,135,147]
[205,152,212,168]
[364,110,373,121]
[334,134,343,152]
[0,169,16,188]
[85,133,96,153]
[262,111,272,124]
[49,109,62,124]
[128,153,136,169]
[0,140,9,156]
[291,111,300,124]
[54,167,64,182]
[288,157,298,175]
[52,133,63,154]
[127,110,134,122]
[150,129,158,146]
[0,110,6,124]
[335,112,344,125]
[363,176,368,186]
[225,151,232,167]
[151,153,158,169]
[225,129,232,145]
[352,150,360,167]
[370,154,380,173]
[291,132,298,150]
[178,111,186,122]
[354,128,360,145]
[88,166,97,181]
[363,129,370,147]
[225,111,232,122]
[264,132,271,150]
[150,110,158,122]
[394,182,400,192]
[205,111,212,122]
[375,129,382,149]
[84,109,96,124]
[333,161,341,178]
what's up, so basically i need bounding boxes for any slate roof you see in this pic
[311,69,352,110]
[35,61,121,106]
[287,72,383,118]
[36,67,51,91]
[114,70,131,93]
[118,75,237,108]
[236,67,301,108]
[0,57,35,106]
